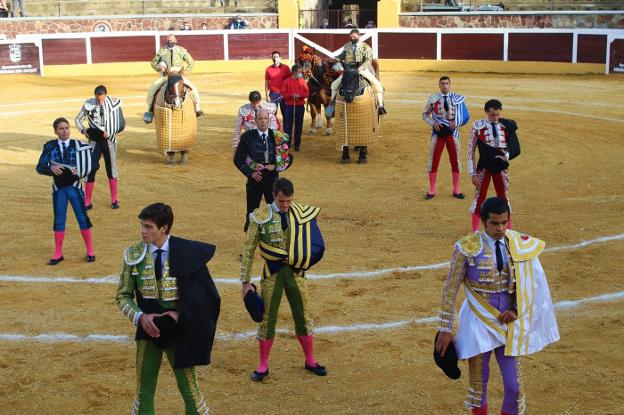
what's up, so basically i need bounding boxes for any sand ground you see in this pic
[0,70,623,414]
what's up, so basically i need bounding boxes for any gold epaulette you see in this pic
[455,232,483,257]
[124,241,148,266]
[290,202,320,224]
[249,205,273,225]
[506,230,545,262]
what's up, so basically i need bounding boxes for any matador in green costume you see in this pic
[241,178,327,381]
[116,203,220,414]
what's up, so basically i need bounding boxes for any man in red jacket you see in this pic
[281,64,309,151]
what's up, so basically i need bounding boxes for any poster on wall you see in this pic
[0,42,41,75]
[610,39,624,74]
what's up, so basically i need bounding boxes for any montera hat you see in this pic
[244,283,265,323]
[151,314,178,349]
[433,332,461,379]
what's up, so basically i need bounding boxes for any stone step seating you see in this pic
[403,0,622,12]
[15,0,273,17]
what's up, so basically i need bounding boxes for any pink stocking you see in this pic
[297,335,318,367]
[80,229,95,256]
[428,172,437,196]
[85,182,94,206]
[53,231,65,259]
[257,339,274,373]
[452,172,461,194]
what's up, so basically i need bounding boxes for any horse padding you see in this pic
[154,90,197,153]
[334,86,380,149]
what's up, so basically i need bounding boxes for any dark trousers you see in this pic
[87,128,116,182]
[283,104,305,149]
[269,91,286,122]
[244,171,278,232]
[52,186,91,231]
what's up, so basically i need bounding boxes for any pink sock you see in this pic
[108,178,118,203]
[80,229,95,256]
[85,182,94,206]
[297,335,318,367]
[428,172,437,195]
[257,339,273,373]
[472,213,481,232]
[452,172,461,194]
[53,231,65,259]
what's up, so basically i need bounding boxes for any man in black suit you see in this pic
[234,108,280,232]
[115,203,220,414]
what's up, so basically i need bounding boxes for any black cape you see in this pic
[476,118,520,174]
[135,236,220,369]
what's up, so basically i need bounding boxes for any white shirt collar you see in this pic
[57,138,70,146]
[271,202,281,213]
[257,128,269,136]
[150,235,170,254]
[483,231,504,251]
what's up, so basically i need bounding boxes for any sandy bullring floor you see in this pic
[0,70,623,414]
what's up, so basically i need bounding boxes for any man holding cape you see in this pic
[240,178,327,381]
[436,197,559,415]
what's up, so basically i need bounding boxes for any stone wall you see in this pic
[400,12,624,29]
[0,14,278,40]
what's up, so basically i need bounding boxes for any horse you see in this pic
[153,72,197,164]
[298,46,340,135]
[333,63,380,164]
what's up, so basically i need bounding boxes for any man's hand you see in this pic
[449,120,456,129]
[69,167,77,175]
[251,171,262,182]
[497,310,517,324]
[103,131,110,139]
[51,165,64,176]
[292,93,300,99]
[471,175,480,187]
[242,282,254,298]
[433,121,441,132]
[140,313,160,338]
[435,331,454,358]
[163,310,179,322]
[358,66,365,72]
[82,130,89,138]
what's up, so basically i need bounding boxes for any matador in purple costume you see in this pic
[436,197,559,415]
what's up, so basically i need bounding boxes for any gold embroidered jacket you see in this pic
[115,241,178,326]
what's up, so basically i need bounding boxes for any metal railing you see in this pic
[402,0,624,12]
[299,9,378,29]
[5,0,278,17]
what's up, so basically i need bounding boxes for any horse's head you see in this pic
[165,74,185,109]
[298,45,316,80]
[340,63,361,103]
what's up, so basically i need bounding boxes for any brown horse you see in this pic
[298,45,340,135]
[153,71,196,164]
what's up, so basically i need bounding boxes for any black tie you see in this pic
[491,122,498,139]
[61,142,68,163]
[279,212,288,231]
[155,249,163,281]
[442,96,449,112]
[495,241,504,273]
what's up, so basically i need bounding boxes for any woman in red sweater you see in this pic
[281,64,309,151]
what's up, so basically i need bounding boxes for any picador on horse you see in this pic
[328,29,387,117]
[143,34,203,124]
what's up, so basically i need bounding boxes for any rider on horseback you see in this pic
[144,34,203,124]
[329,29,387,116]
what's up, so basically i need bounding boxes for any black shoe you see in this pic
[305,363,327,376]
[357,157,368,164]
[196,110,204,118]
[295,147,301,152]
[251,369,269,382]
[111,201,120,209]
[85,204,93,211]
[86,255,96,262]
[47,256,64,266]
[378,107,387,115]
[425,193,435,200]
[452,193,465,200]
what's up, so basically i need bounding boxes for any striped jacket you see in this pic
[36,138,96,191]
[75,96,124,144]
